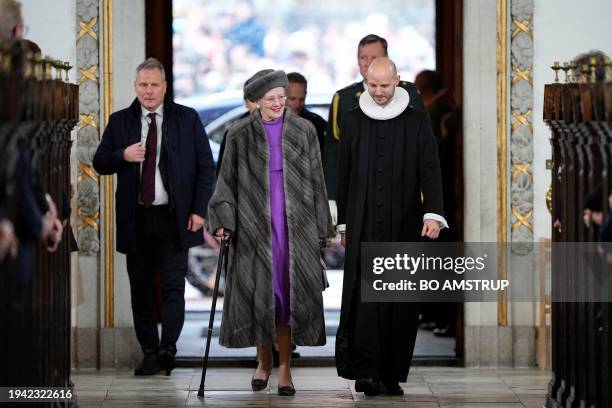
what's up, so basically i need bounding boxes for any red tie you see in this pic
[140,112,157,206]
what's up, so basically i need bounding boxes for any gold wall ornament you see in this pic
[511,15,532,39]
[78,112,99,131]
[497,0,508,245]
[78,65,98,85]
[512,162,532,180]
[76,209,100,232]
[509,9,534,242]
[512,66,533,85]
[77,160,99,183]
[512,207,533,232]
[511,108,533,131]
[77,16,98,41]
[546,185,553,214]
[102,0,115,328]
[497,0,508,327]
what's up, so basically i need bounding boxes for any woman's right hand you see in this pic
[340,233,346,247]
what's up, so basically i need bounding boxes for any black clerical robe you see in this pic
[335,104,444,382]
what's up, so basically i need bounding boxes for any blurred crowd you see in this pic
[173,0,435,98]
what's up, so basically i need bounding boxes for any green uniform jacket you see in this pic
[323,80,424,200]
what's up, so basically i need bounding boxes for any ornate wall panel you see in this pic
[76,0,100,255]
[510,0,534,242]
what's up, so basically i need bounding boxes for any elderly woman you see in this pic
[208,69,333,396]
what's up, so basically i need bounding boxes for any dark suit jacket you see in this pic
[299,108,326,155]
[93,97,215,254]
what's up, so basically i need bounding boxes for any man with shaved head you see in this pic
[335,57,447,396]
[323,34,424,204]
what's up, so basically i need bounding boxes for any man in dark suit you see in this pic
[323,34,425,201]
[93,58,215,376]
[285,72,327,154]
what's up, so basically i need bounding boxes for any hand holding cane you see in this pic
[197,230,231,397]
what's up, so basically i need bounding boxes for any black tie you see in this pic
[140,112,157,206]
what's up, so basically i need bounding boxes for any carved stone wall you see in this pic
[76,0,100,255]
[510,0,534,242]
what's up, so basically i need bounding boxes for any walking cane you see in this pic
[197,233,230,397]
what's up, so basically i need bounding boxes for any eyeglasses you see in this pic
[260,95,286,105]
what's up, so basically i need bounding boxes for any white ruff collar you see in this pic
[359,87,410,120]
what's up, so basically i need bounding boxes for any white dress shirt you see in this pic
[140,104,169,205]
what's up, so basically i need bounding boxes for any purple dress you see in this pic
[262,115,291,327]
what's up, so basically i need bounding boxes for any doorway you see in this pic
[146,0,464,362]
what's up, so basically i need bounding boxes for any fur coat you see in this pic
[208,108,334,347]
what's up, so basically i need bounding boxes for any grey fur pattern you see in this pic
[208,108,334,347]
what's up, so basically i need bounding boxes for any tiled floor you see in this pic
[72,367,548,407]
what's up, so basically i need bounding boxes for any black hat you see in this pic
[244,69,288,102]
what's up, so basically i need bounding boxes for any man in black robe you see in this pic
[335,57,447,396]
[323,34,424,201]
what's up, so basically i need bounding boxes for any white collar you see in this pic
[359,87,409,120]
[141,103,164,120]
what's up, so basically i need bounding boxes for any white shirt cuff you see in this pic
[338,216,447,234]
[328,200,338,226]
[424,213,449,229]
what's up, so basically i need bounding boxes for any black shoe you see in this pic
[278,382,295,396]
[157,350,176,376]
[251,370,271,391]
[383,382,404,396]
[134,354,159,376]
[355,378,384,396]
